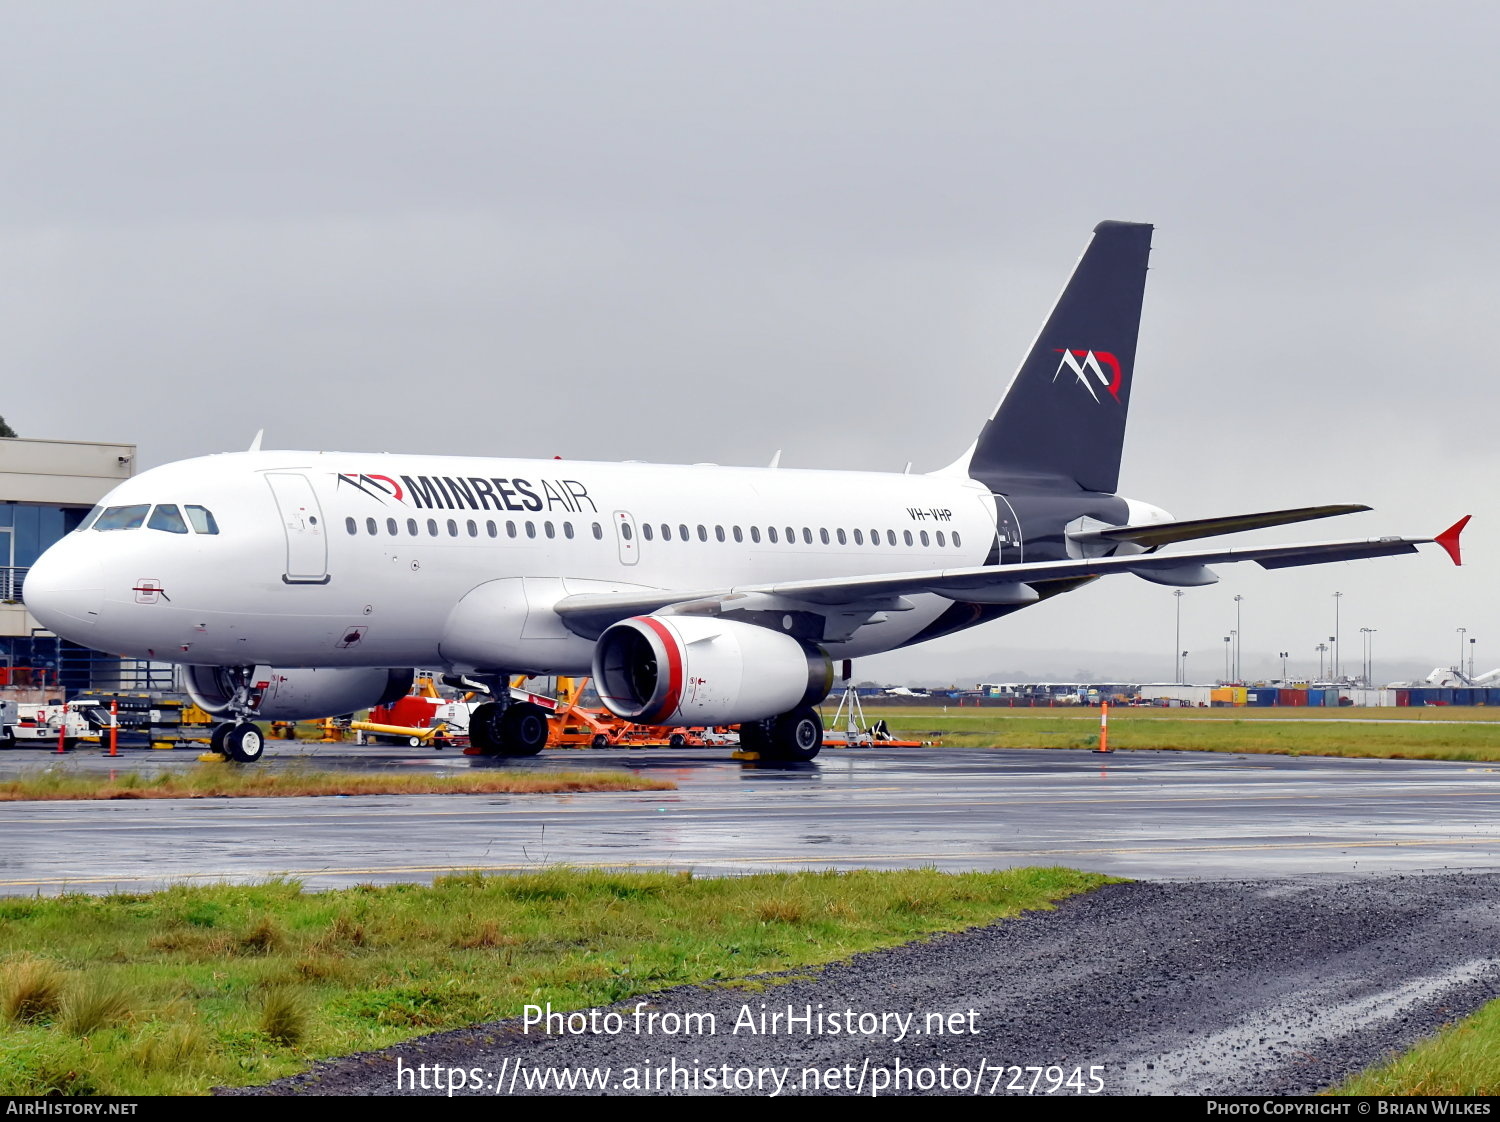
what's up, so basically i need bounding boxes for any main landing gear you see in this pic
[455,673,549,757]
[468,701,549,757]
[738,705,823,762]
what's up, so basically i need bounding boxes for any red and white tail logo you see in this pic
[1052,349,1122,402]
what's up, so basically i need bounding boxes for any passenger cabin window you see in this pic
[935,530,945,547]
[564,522,575,540]
[714,525,725,542]
[366,518,378,535]
[147,505,189,534]
[95,504,150,531]
[642,523,654,541]
[750,526,760,543]
[734,526,744,543]
[953,531,962,548]
[508,521,518,538]
[388,518,399,536]
[819,528,830,545]
[345,517,357,535]
[593,522,603,540]
[661,523,672,541]
[408,519,419,536]
[767,527,778,544]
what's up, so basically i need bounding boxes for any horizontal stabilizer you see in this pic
[1068,504,1371,550]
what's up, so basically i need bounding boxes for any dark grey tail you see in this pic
[965,220,1153,495]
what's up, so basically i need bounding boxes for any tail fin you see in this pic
[959,220,1153,495]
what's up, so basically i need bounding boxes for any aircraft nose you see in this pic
[23,544,104,637]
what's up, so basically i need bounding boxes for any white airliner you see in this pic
[23,222,1467,763]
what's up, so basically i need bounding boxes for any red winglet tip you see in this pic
[1436,515,1471,566]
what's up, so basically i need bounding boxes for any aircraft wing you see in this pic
[1067,503,1371,550]
[553,517,1469,636]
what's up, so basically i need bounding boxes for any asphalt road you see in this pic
[2,743,1499,893]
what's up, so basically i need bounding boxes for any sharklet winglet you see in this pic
[1436,515,1471,566]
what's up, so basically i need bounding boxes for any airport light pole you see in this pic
[1174,590,1184,684]
[1332,592,1342,680]
[1181,650,1189,684]
[1279,651,1289,683]
[1360,628,1377,686]
[1470,637,1478,680]
[1223,636,1231,683]
[1457,627,1467,679]
[1233,595,1244,681]
[1316,642,1327,680]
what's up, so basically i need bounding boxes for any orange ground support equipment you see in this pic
[544,677,729,748]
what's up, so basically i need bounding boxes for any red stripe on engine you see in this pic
[636,616,684,724]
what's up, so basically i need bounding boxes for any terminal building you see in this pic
[0,436,162,697]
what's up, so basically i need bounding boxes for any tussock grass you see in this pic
[2,958,64,1023]
[1336,997,1500,1095]
[58,978,135,1035]
[863,706,1500,761]
[0,866,1112,1095]
[258,987,309,1046]
[0,766,675,802]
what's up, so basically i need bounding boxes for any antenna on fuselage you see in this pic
[247,429,264,453]
[768,450,782,469]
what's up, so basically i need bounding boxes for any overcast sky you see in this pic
[4,1,1495,684]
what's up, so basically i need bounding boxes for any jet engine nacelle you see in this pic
[184,665,414,720]
[593,616,832,727]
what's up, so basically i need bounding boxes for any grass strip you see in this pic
[1335,996,1500,1095]
[0,867,1111,1095]
[0,766,675,801]
[854,707,1500,761]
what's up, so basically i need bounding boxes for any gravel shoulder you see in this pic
[224,873,1500,1096]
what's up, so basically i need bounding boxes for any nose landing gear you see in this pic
[211,721,265,763]
[200,667,269,763]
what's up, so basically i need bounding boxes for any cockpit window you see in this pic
[95,504,150,531]
[147,504,190,534]
[75,506,103,532]
[184,506,219,535]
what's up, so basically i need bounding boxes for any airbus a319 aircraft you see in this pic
[23,221,1467,762]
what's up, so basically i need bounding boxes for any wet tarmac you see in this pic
[3,743,1499,894]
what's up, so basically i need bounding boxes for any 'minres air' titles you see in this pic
[401,475,597,515]
[337,472,596,514]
